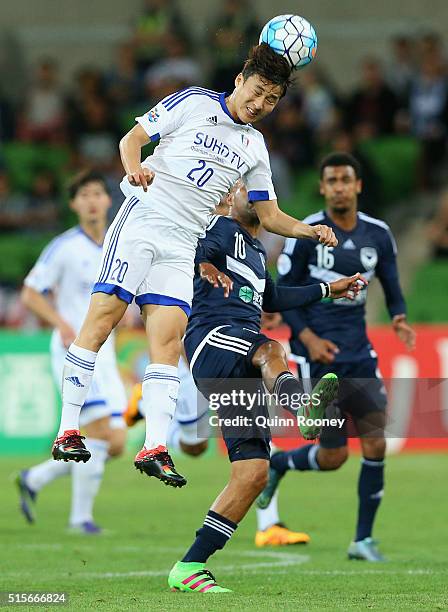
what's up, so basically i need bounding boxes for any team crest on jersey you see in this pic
[360,247,378,270]
[148,107,160,122]
[241,134,250,148]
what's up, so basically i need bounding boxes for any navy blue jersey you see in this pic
[277,210,406,362]
[186,215,324,338]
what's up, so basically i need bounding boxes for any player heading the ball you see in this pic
[53,41,337,489]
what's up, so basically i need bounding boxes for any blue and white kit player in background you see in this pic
[52,43,338,488]
[17,171,127,534]
[257,152,416,561]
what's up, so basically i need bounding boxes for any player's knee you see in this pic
[253,340,285,368]
[252,465,269,493]
[87,317,115,347]
[80,295,126,350]
[84,417,111,442]
[150,335,183,364]
[108,443,124,457]
[108,429,126,457]
[237,462,268,495]
[318,446,348,470]
[362,437,386,460]
[180,439,208,457]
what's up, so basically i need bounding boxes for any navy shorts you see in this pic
[294,355,387,449]
[185,323,272,462]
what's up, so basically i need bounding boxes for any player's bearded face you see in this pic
[320,166,361,212]
[231,183,259,225]
[233,74,282,123]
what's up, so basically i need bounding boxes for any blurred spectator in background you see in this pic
[427,188,448,258]
[17,59,66,143]
[0,169,35,232]
[331,130,381,215]
[105,43,142,111]
[145,33,201,95]
[271,95,316,170]
[103,155,131,220]
[131,0,190,74]
[67,67,105,125]
[0,31,27,105]
[69,95,120,169]
[0,88,15,142]
[409,55,448,190]
[345,57,398,138]
[386,35,417,106]
[209,0,259,91]
[299,68,339,144]
[27,170,60,232]
[420,32,448,74]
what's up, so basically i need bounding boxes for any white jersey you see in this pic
[24,227,115,360]
[120,87,276,236]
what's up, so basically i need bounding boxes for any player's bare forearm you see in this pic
[21,286,67,329]
[119,124,154,191]
[254,199,337,246]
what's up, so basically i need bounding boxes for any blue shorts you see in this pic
[185,323,272,462]
[294,355,387,449]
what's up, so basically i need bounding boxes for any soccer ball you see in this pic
[259,14,318,70]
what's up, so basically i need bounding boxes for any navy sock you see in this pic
[182,510,237,563]
[355,457,385,542]
[273,371,304,415]
[271,444,320,475]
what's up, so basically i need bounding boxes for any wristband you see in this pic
[320,282,331,298]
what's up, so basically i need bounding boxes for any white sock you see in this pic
[25,460,71,492]
[142,364,179,450]
[58,344,97,436]
[70,438,109,526]
[167,419,181,451]
[256,491,280,531]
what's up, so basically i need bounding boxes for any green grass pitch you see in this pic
[1,452,447,610]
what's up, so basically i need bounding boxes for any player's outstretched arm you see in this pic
[20,286,76,347]
[119,124,155,192]
[329,273,368,299]
[253,199,338,246]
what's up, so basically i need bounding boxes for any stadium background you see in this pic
[0,2,447,608]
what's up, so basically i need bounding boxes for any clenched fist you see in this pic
[313,224,338,247]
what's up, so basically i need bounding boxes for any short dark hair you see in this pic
[319,153,362,179]
[242,43,292,97]
[68,170,109,199]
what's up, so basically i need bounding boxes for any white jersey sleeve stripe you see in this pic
[163,90,220,112]
[162,86,219,109]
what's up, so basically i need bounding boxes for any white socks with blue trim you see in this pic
[142,364,179,450]
[25,460,71,492]
[58,344,97,436]
[70,437,109,526]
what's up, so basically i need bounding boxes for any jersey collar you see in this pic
[78,226,104,248]
[219,92,246,125]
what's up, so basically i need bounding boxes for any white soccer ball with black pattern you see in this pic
[259,14,318,70]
